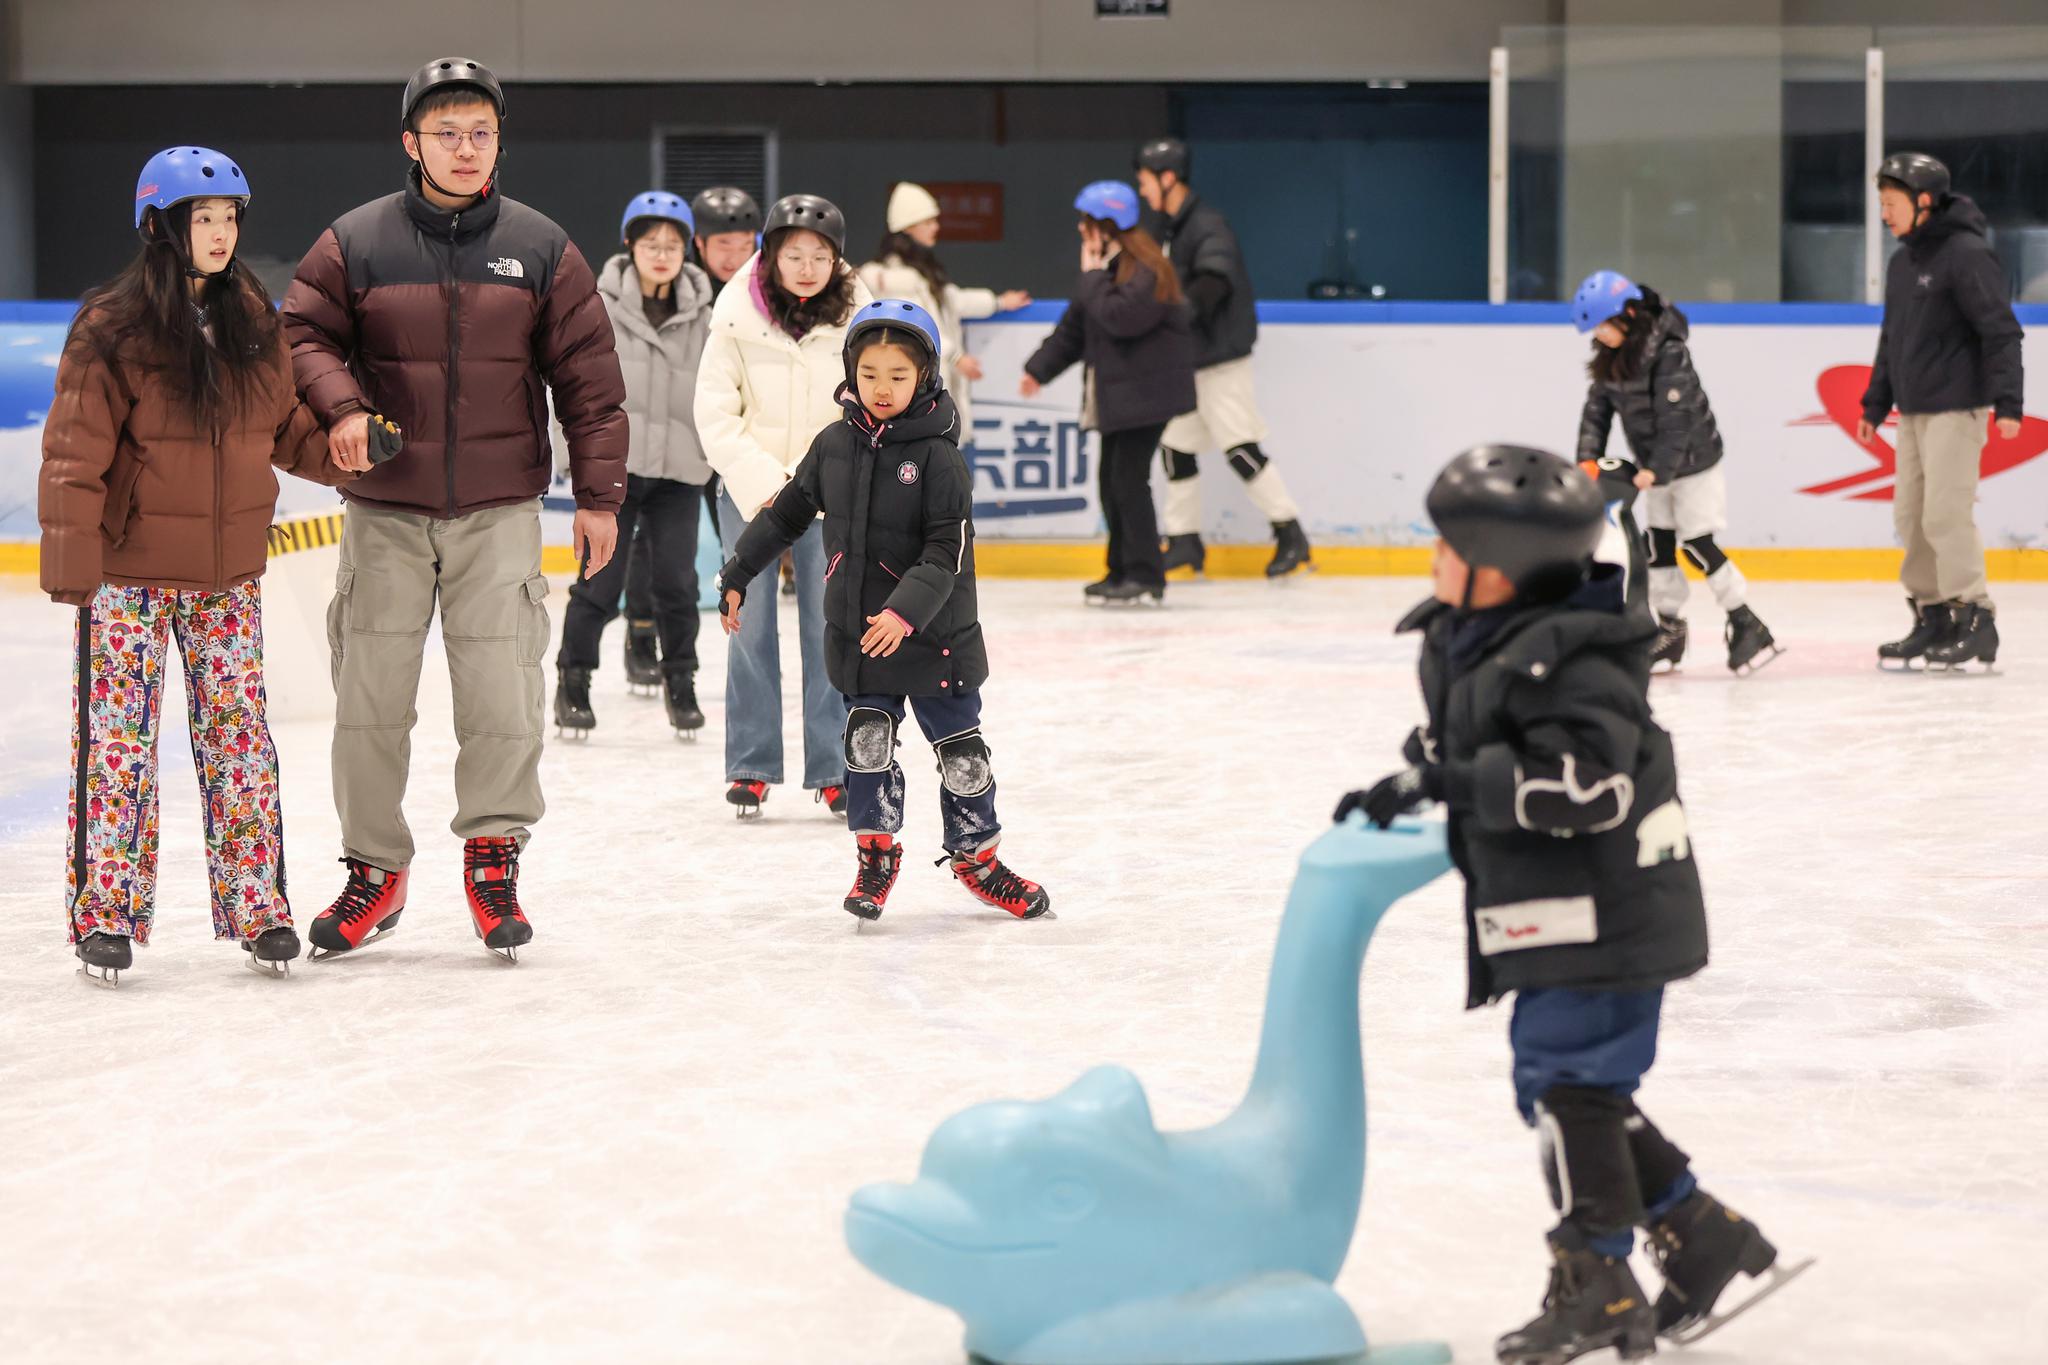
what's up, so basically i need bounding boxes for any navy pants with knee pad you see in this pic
[1512,987,1697,1251]
[843,691,1000,852]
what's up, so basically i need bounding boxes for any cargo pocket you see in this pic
[325,564,355,691]
[516,573,550,666]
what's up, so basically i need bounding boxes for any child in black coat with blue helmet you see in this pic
[1338,445,1803,1364]
[717,300,1052,924]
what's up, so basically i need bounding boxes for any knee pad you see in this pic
[933,727,994,797]
[1533,1086,1644,1235]
[844,707,898,774]
[1681,535,1728,575]
[1648,526,1679,569]
[1162,447,1199,482]
[1225,442,1271,481]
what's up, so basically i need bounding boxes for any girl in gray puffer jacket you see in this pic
[1573,273,1778,676]
[555,193,716,736]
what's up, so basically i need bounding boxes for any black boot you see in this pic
[1161,532,1206,576]
[1877,599,1951,669]
[623,620,660,692]
[1265,519,1312,578]
[1097,580,1165,606]
[1723,605,1780,674]
[554,666,595,736]
[1650,615,1688,671]
[664,669,705,737]
[240,925,302,976]
[1645,1190,1780,1338]
[1923,602,1998,669]
[1494,1224,1657,1365]
[1082,576,1118,600]
[75,931,133,987]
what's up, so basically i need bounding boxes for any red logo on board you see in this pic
[1792,365,2048,501]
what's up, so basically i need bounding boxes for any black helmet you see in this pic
[691,186,763,239]
[402,57,505,129]
[763,194,845,255]
[1875,151,1949,202]
[1426,445,1605,596]
[1134,137,1190,180]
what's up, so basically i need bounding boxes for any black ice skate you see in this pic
[1266,519,1313,578]
[664,670,704,738]
[1161,532,1206,577]
[1649,615,1687,672]
[1724,605,1781,675]
[1095,580,1165,607]
[1494,1225,1656,1365]
[1646,1190,1814,1346]
[75,931,132,988]
[1924,603,1998,672]
[727,779,768,820]
[1082,575,1116,601]
[240,925,302,977]
[624,620,661,694]
[554,666,595,737]
[1877,599,1952,670]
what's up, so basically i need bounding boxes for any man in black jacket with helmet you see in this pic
[1338,446,1804,1363]
[1134,138,1311,579]
[1862,151,2023,671]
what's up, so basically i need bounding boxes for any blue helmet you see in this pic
[1074,180,1140,232]
[846,299,942,370]
[1571,270,1643,334]
[134,146,250,234]
[620,190,694,246]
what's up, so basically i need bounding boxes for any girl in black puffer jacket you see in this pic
[1572,272,1778,675]
[718,301,1052,926]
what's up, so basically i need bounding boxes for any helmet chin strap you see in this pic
[410,139,495,206]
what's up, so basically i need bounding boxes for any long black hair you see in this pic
[871,229,950,297]
[1587,285,1664,386]
[66,201,278,437]
[758,226,861,338]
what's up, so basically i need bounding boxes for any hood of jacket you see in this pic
[835,385,960,447]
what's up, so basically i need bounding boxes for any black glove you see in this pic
[716,573,746,617]
[1333,764,1443,828]
[366,413,405,465]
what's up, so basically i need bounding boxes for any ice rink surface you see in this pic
[1,573,2042,1365]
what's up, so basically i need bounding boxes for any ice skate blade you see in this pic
[733,805,763,821]
[1664,1255,1815,1347]
[306,922,398,962]
[673,727,701,742]
[240,951,291,978]
[1730,643,1786,677]
[1924,659,1998,676]
[75,963,121,989]
[628,683,660,698]
[554,726,593,742]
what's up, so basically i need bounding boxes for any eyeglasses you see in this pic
[634,241,685,258]
[418,127,498,152]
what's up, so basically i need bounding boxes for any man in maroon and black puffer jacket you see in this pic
[281,56,627,964]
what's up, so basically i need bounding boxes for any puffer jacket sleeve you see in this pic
[1449,654,1645,838]
[1023,301,1087,386]
[537,240,629,514]
[1576,383,1616,462]
[883,445,972,632]
[946,283,1000,321]
[264,344,352,487]
[38,344,132,602]
[280,229,369,422]
[694,330,792,516]
[723,436,825,592]
[1954,244,2025,422]
[1645,336,1705,484]
[1073,266,1172,341]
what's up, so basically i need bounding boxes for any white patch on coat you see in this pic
[1634,798,1692,868]
[1475,896,1597,955]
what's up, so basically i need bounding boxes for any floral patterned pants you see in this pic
[66,580,291,945]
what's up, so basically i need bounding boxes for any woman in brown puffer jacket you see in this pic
[38,146,357,985]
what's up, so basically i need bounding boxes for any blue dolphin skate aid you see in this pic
[846,816,1456,1365]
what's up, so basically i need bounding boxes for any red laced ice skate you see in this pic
[944,839,1052,920]
[817,784,849,818]
[727,780,768,820]
[308,858,409,960]
[844,834,903,923]
[464,836,532,962]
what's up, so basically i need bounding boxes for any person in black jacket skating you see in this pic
[1861,152,2023,671]
[1134,138,1311,579]
[717,301,1050,924]
[1338,446,1803,1363]
[1022,180,1197,605]
[1573,271,1777,675]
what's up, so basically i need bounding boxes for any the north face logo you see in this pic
[487,257,524,279]
[897,461,919,485]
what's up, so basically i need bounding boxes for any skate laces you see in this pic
[856,840,900,897]
[955,852,1035,905]
[465,840,522,922]
[329,860,388,925]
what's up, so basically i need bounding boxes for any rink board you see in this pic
[4,301,2046,579]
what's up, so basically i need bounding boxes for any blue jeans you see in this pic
[716,492,847,790]
[843,691,1000,853]
[1509,986,1664,1125]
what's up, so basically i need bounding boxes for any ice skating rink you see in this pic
[0,573,2041,1365]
